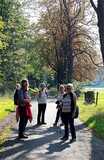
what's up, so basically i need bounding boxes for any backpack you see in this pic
[74,105,79,119]
[14,89,19,105]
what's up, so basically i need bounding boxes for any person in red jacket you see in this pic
[18,79,32,139]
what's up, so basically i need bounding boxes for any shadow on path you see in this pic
[0,125,64,159]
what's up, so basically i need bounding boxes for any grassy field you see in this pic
[78,92,104,139]
[0,97,14,121]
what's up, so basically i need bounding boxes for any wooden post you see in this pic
[95,92,99,106]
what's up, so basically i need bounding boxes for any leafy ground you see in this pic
[0,97,14,121]
[0,126,11,147]
[78,92,104,139]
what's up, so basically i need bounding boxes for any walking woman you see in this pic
[37,83,48,125]
[61,83,76,143]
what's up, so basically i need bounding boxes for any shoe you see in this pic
[37,122,41,125]
[69,138,76,143]
[41,122,47,125]
[60,136,68,141]
[18,135,28,139]
[60,123,63,126]
[53,123,57,126]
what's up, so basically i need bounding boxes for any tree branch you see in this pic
[90,0,98,13]
[74,49,102,67]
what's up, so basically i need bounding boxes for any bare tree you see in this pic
[31,0,100,83]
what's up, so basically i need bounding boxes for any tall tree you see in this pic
[90,0,104,64]
[35,0,99,84]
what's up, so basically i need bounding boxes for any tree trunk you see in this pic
[62,0,74,83]
[97,0,104,64]
[90,0,104,64]
[56,63,65,84]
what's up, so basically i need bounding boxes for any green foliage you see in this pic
[0,0,33,92]
[0,0,58,93]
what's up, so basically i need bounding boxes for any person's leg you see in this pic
[23,117,28,132]
[64,114,69,138]
[37,104,42,124]
[54,109,60,125]
[19,115,28,138]
[41,103,46,124]
[61,113,69,140]
[69,116,76,142]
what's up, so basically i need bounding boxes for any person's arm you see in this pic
[71,92,77,117]
[73,93,77,107]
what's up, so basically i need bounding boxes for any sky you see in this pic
[23,0,40,23]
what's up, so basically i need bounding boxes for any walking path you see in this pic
[0,99,104,160]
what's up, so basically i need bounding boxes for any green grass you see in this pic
[0,97,14,147]
[0,97,14,121]
[78,92,104,139]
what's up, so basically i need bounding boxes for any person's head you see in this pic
[66,83,73,94]
[64,84,67,92]
[21,79,29,91]
[59,84,65,93]
[39,83,46,91]
[16,83,20,90]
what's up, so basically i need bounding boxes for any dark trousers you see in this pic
[54,108,62,124]
[19,109,28,136]
[61,112,76,139]
[37,103,46,124]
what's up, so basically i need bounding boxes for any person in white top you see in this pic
[61,83,77,143]
[37,83,48,125]
[53,84,65,126]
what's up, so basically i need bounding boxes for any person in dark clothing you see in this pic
[14,83,20,122]
[61,83,76,143]
[18,79,32,139]
[53,84,65,126]
[14,83,20,106]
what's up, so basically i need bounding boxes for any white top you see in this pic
[37,90,47,104]
[62,94,71,112]
[62,93,76,113]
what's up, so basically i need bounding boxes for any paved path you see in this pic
[0,99,104,160]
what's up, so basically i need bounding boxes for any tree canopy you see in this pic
[0,0,102,93]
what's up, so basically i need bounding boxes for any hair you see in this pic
[59,84,64,88]
[67,83,74,90]
[59,84,64,90]
[21,79,28,88]
[16,83,20,89]
[39,83,46,89]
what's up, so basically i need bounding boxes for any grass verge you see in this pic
[0,97,14,121]
[78,92,104,139]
